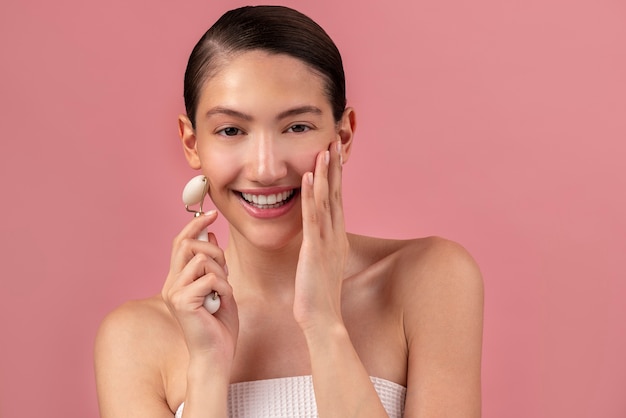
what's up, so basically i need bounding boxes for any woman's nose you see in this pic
[246,134,288,185]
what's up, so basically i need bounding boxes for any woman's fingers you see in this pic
[301,141,345,241]
[293,141,348,328]
[328,140,345,233]
[163,211,228,298]
[165,252,232,310]
[301,149,329,241]
[161,211,238,359]
[169,211,227,273]
[313,149,331,235]
[174,209,218,246]
[169,269,232,311]
[170,236,227,275]
[300,169,317,241]
[176,252,227,287]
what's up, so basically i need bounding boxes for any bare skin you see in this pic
[95,51,483,417]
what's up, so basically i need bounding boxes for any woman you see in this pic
[95,6,483,417]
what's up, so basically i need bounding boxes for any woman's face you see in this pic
[180,50,353,250]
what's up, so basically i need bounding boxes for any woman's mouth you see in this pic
[239,189,298,209]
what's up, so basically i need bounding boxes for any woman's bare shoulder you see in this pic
[97,295,175,341]
[396,236,482,307]
[95,295,183,416]
[351,234,483,414]
[348,232,457,256]
[95,295,181,370]
[398,236,481,278]
[348,234,481,283]
[380,236,484,416]
[347,233,483,317]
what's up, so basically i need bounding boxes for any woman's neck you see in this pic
[225,227,303,301]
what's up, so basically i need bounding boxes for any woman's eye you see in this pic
[287,124,310,133]
[218,127,243,137]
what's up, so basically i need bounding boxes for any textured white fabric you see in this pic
[174,375,406,417]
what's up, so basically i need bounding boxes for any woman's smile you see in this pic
[236,187,300,218]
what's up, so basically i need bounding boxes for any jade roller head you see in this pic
[183,174,209,214]
[182,175,210,241]
[182,175,221,314]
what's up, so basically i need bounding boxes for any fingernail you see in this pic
[204,209,217,216]
[224,264,229,276]
[324,150,330,165]
[336,141,342,153]
[307,172,314,185]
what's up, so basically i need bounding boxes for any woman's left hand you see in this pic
[293,140,349,332]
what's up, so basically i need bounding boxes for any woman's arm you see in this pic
[95,301,175,418]
[402,238,484,417]
[294,141,390,417]
[303,322,391,417]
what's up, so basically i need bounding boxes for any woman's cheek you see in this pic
[293,152,318,175]
[201,149,240,182]
[289,142,331,174]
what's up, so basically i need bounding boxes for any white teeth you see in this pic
[241,190,295,208]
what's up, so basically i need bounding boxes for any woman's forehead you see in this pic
[197,51,331,116]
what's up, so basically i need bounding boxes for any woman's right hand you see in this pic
[161,210,238,364]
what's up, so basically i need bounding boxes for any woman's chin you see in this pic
[229,223,303,253]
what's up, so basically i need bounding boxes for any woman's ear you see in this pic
[337,107,356,164]
[179,115,202,169]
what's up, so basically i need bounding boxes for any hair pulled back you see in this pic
[183,6,346,128]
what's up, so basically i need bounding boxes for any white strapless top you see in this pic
[175,375,406,417]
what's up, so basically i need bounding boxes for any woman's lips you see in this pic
[241,189,295,208]
[236,188,300,218]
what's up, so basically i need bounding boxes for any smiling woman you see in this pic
[94,5,483,418]
[184,50,352,247]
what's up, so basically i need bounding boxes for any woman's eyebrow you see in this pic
[204,105,322,121]
[205,107,253,121]
[276,106,322,120]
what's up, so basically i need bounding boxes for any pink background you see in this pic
[1,0,624,417]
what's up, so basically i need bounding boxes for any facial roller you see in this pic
[182,175,221,314]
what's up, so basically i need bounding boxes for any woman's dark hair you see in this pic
[184,5,346,128]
